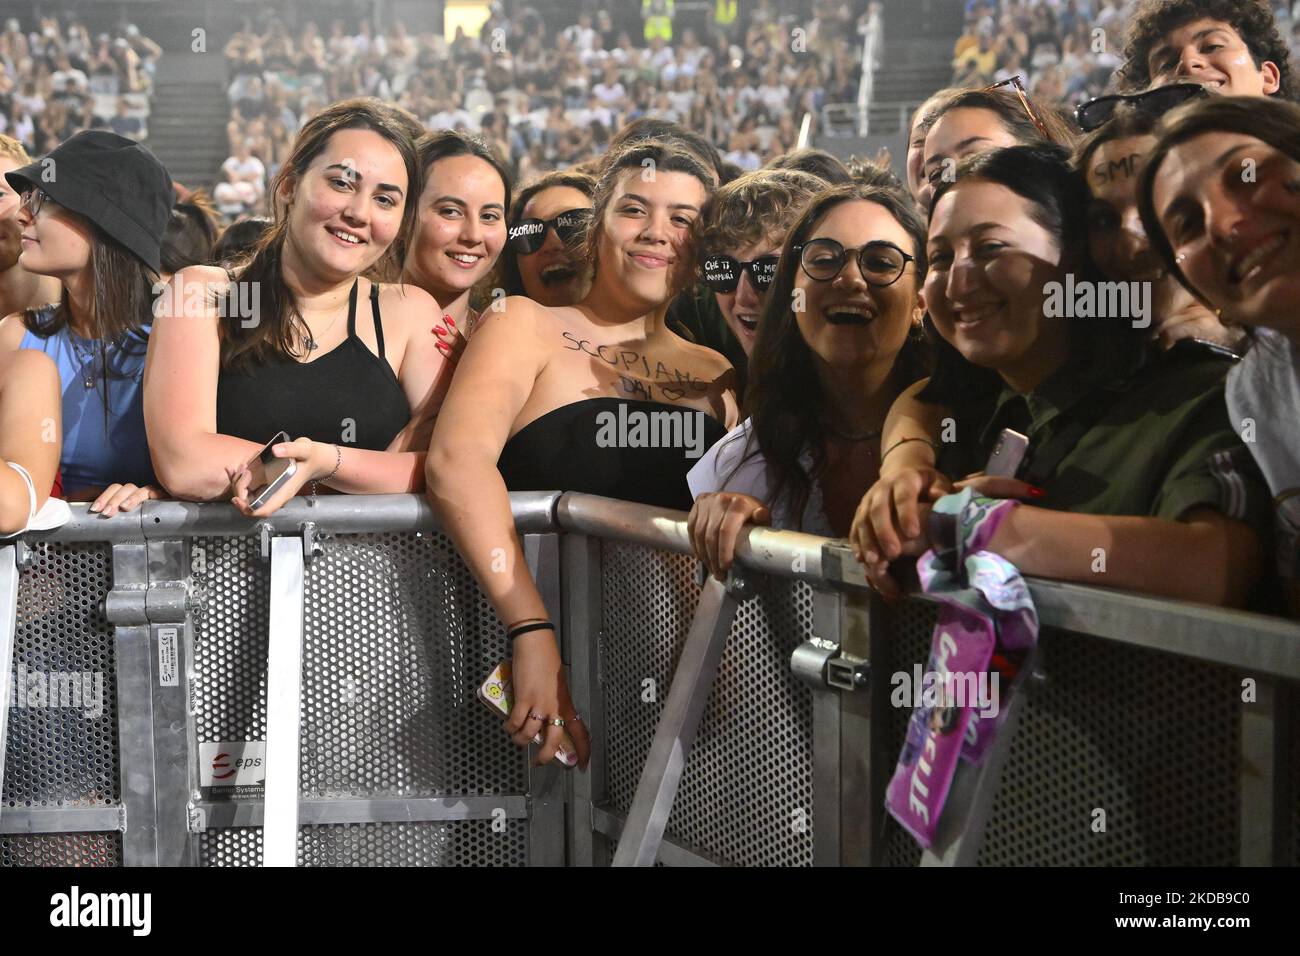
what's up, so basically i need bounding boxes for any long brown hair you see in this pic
[220,98,422,372]
[734,183,931,528]
[24,222,155,410]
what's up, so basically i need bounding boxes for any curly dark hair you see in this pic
[1119,0,1296,101]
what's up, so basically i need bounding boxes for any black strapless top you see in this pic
[497,398,728,511]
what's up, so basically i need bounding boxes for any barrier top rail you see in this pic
[16,491,1300,681]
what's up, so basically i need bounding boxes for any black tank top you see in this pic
[496,397,728,511]
[216,279,410,450]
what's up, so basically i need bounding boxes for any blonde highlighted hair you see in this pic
[0,134,32,166]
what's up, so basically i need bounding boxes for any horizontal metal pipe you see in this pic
[14,492,1300,677]
[24,504,145,543]
[822,542,1300,681]
[555,493,827,581]
[24,492,560,542]
[194,795,528,829]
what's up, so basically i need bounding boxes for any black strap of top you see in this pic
[344,278,360,339]
[369,282,386,361]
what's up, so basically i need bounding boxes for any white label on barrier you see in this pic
[157,627,178,686]
[199,741,266,790]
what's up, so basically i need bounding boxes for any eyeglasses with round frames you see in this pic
[793,238,914,287]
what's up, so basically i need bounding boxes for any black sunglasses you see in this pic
[507,207,591,254]
[701,253,780,294]
[794,238,913,287]
[1075,82,1209,132]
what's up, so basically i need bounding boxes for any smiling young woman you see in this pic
[687,182,931,579]
[1138,95,1300,613]
[496,169,596,309]
[1074,105,1242,352]
[144,98,453,516]
[405,131,511,343]
[850,145,1271,610]
[424,140,738,769]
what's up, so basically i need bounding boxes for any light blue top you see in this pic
[19,311,155,496]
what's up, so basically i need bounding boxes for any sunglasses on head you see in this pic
[507,207,591,254]
[701,253,780,294]
[984,74,1052,140]
[1074,82,1209,132]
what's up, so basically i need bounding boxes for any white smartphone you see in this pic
[244,430,297,510]
[985,428,1029,479]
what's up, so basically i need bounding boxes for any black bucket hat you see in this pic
[5,130,175,274]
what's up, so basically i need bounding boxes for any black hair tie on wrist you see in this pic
[507,621,555,642]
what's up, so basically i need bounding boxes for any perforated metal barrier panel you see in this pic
[0,833,121,866]
[597,541,816,866]
[2,542,118,813]
[299,532,523,798]
[190,530,527,865]
[3,522,1294,868]
[878,599,1244,866]
[199,821,528,867]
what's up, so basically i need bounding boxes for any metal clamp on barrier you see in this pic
[258,521,325,563]
[792,637,870,692]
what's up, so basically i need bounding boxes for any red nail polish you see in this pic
[445,314,456,328]
[1027,486,1047,499]
[433,326,447,337]
[436,342,449,353]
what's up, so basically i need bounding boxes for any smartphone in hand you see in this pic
[478,661,578,768]
[984,428,1029,479]
[244,430,297,510]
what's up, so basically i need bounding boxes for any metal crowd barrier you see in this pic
[1,493,1297,867]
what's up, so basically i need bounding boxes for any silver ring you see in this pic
[528,711,546,722]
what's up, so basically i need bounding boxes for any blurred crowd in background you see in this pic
[0,15,159,157]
